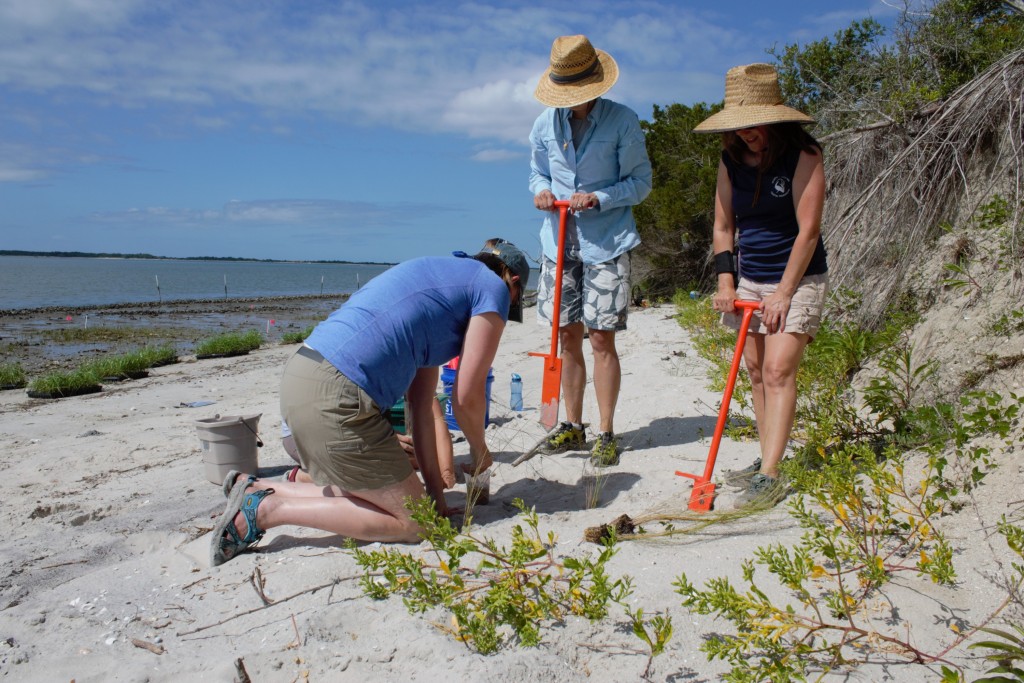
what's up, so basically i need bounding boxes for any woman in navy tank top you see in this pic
[694,63,829,508]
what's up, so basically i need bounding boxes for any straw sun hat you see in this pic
[534,35,619,108]
[694,63,814,133]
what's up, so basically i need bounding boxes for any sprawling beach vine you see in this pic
[350,497,636,655]
[664,285,1024,680]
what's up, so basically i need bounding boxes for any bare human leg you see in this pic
[588,329,620,434]
[228,472,427,543]
[558,322,587,424]
[744,332,810,478]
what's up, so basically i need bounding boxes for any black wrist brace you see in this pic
[714,251,736,276]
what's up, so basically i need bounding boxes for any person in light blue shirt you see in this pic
[529,34,652,467]
[210,242,530,566]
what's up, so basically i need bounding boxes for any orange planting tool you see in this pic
[529,200,570,430]
[676,299,761,511]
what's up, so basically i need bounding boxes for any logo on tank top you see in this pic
[770,175,792,198]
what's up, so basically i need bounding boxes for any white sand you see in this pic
[0,305,1012,681]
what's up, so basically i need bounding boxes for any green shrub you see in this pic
[667,288,1024,681]
[352,497,634,654]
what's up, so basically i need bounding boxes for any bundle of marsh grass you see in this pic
[195,330,263,359]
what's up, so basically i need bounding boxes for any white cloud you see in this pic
[85,198,459,229]
[470,148,524,163]
[0,166,47,183]
[0,0,893,183]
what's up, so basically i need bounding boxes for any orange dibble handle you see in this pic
[676,300,760,511]
[529,200,570,429]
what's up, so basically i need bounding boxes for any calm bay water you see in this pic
[0,256,395,310]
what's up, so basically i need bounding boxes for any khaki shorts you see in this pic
[723,273,829,339]
[279,346,411,491]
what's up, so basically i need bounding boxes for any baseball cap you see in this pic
[481,239,529,323]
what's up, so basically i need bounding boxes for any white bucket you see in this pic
[195,413,262,484]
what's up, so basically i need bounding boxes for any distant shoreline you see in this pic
[0,250,395,266]
[0,291,352,317]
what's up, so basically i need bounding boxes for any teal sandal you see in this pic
[210,482,274,567]
[221,469,257,498]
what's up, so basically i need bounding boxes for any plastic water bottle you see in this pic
[510,373,523,411]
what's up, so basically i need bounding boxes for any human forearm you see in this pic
[452,395,492,473]
[454,313,502,474]
[775,231,820,297]
[408,368,449,509]
[410,400,447,504]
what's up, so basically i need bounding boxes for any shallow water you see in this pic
[0,255,394,310]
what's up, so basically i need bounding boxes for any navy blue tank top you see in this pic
[723,148,828,283]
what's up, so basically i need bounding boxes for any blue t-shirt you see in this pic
[304,256,510,411]
[723,149,828,283]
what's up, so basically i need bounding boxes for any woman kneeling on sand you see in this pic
[210,240,529,566]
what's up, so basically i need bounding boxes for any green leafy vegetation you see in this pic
[669,290,1024,680]
[351,497,635,654]
[633,102,721,297]
[772,0,1024,127]
[633,0,1024,297]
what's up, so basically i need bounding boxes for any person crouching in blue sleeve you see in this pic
[210,240,530,566]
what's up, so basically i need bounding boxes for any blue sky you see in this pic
[0,0,897,263]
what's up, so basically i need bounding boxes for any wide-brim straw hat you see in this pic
[694,63,814,133]
[534,35,619,108]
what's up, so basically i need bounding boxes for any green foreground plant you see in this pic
[351,497,635,654]
[669,291,1024,680]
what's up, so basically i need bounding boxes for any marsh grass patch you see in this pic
[27,368,102,399]
[0,362,27,390]
[195,330,263,358]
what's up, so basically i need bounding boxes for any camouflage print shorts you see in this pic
[537,250,630,331]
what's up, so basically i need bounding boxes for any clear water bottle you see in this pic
[510,373,523,411]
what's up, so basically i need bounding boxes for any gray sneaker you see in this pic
[733,473,788,509]
[722,458,762,488]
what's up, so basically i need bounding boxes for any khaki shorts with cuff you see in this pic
[280,346,412,491]
[723,273,829,339]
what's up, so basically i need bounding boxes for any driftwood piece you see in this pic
[131,638,165,655]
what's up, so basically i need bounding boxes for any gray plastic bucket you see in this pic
[195,413,262,484]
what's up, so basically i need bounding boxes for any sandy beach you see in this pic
[0,303,1017,682]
